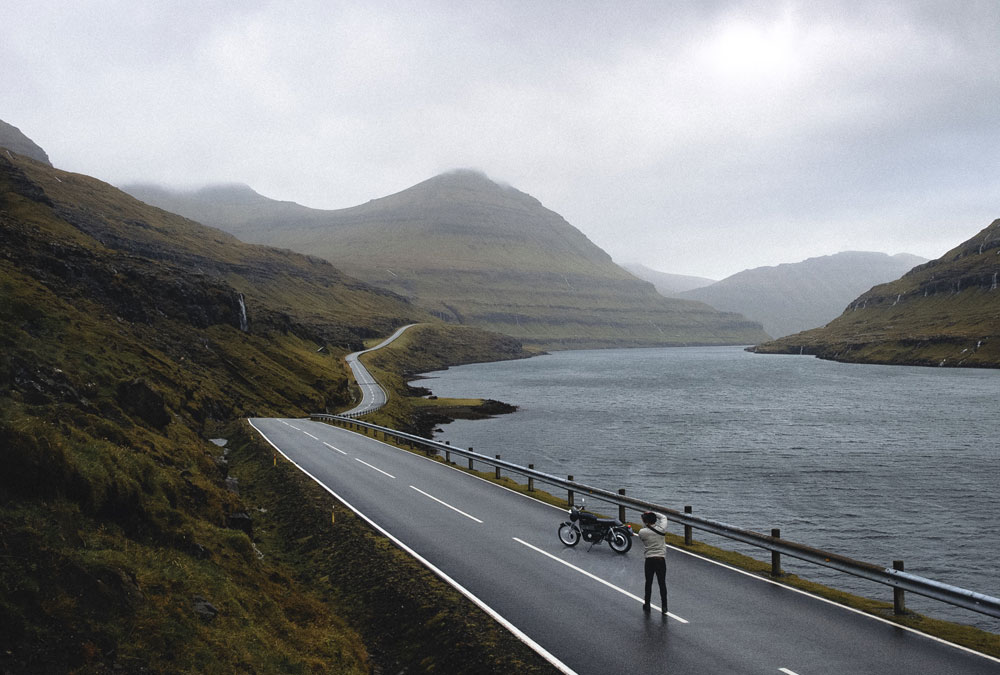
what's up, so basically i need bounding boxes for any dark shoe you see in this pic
[642,603,650,612]
[661,607,669,616]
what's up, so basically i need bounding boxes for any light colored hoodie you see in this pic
[637,514,668,558]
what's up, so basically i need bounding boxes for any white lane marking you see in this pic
[355,457,395,478]
[303,431,318,440]
[323,442,348,455]
[246,418,576,675]
[410,485,483,523]
[779,669,800,675]
[288,425,301,431]
[513,538,688,623]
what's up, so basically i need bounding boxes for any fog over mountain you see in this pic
[678,251,927,338]
[5,3,999,280]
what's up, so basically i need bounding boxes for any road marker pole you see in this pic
[771,529,781,576]
[684,506,693,545]
[894,560,906,614]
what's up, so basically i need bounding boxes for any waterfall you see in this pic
[237,293,249,332]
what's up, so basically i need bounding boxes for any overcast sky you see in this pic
[4,1,998,278]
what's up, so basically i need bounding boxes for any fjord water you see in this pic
[418,346,999,631]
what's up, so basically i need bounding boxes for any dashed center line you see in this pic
[779,669,801,675]
[302,431,318,440]
[410,486,483,523]
[354,458,395,478]
[513,537,688,623]
[323,442,348,455]
[288,425,301,431]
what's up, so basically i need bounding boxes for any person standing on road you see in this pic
[637,511,668,615]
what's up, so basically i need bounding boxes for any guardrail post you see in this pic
[771,529,781,576]
[495,455,501,479]
[445,448,451,463]
[893,560,906,614]
[684,506,693,545]
[618,489,626,522]
[468,447,474,470]
[528,464,535,492]
[567,476,574,507]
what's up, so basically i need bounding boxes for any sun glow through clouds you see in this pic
[708,17,799,84]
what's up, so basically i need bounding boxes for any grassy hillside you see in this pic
[752,220,1000,367]
[0,147,547,672]
[680,252,926,338]
[126,171,769,349]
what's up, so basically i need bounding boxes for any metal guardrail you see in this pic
[311,412,1000,621]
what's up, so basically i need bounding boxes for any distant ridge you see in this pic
[622,263,715,296]
[752,220,1000,368]
[126,171,769,349]
[0,119,52,166]
[680,251,926,338]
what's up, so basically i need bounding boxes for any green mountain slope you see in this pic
[0,145,426,671]
[126,171,769,349]
[751,220,1000,367]
[679,251,926,338]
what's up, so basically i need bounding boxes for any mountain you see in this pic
[751,220,1000,368]
[679,252,927,338]
[125,171,769,349]
[0,120,52,166]
[621,263,715,296]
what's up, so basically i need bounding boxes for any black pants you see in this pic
[644,557,667,607]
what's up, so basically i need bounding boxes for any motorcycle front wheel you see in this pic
[608,528,632,554]
[558,523,581,547]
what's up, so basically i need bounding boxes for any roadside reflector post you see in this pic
[618,489,626,522]
[771,529,781,577]
[893,560,906,614]
[331,509,335,524]
[495,455,501,479]
[528,464,535,492]
[568,476,575,507]
[684,506,693,545]
[273,455,277,467]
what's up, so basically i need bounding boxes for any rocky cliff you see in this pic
[0,120,52,166]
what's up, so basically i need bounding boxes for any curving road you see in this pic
[249,417,999,675]
[342,324,416,416]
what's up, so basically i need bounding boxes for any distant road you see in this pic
[342,323,416,416]
[250,417,1000,675]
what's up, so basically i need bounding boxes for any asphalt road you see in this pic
[249,417,1000,675]
[342,323,416,415]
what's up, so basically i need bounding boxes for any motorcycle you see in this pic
[557,500,633,554]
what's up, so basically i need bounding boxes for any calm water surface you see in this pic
[416,346,999,630]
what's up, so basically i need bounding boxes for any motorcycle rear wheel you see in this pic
[609,528,632,554]
[558,523,581,547]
